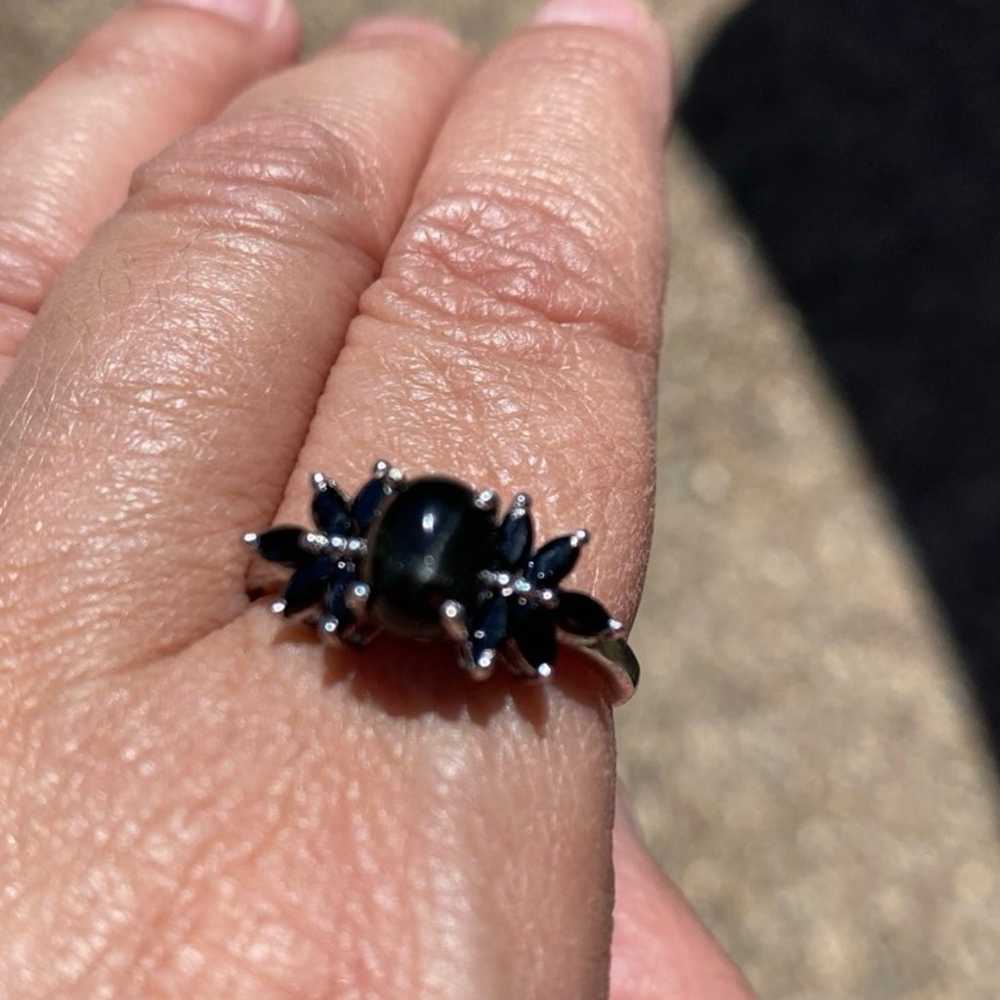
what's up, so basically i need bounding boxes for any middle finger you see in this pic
[0,18,470,681]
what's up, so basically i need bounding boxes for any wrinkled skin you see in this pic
[0,1,755,997]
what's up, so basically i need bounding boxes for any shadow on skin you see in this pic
[271,615,615,734]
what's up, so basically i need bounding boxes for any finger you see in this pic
[610,792,755,999]
[0,305,31,383]
[0,0,299,370]
[0,19,471,679]
[259,0,671,994]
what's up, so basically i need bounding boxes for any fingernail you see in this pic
[344,15,462,48]
[533,0,654,35]
[143,0,287,30]
[531,0,670,122]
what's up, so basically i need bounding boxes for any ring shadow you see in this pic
[681,0,1000,787]
[271,617,618,736]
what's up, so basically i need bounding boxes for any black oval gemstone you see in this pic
[364,477,496,639]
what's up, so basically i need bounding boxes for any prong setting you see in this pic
[310,471,332,493]
[474,489,499,514]
[301,531,330,554]
[346,582,371,619]
[318,615,340,643]
[372,458,406,488]
[440,599,469,642]
[245,467,634,698]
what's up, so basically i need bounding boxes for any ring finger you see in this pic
[260,1,670,994]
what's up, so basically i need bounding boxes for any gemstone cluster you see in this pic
[245,460,622,680]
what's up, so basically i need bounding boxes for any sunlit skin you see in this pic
[0,1,755,996]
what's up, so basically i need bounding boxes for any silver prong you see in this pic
[440,600,469,642]
[387,466,405,487]
[269,598,287,616]
[535,662,554,680]
[571,529,590,547]
[372,459,391,478]
[346,582,371,619]
[301,531,330,554]
[538,588,559,609]
[474,489,499,514]
[472,647,497,678]
[475,649,497,680]
[318,615,340,644]
[512,492,532,511]
[457,642,496,680]
[242,531,260,548]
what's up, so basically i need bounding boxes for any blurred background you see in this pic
[3,1,998,997]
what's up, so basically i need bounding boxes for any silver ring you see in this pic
[245,460,640,705]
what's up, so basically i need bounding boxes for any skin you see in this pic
[0,1,756,997]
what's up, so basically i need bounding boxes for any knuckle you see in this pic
[371,176,658,353]
[127,111,385,265]
[512,29,651,107]
[0,222,64,313]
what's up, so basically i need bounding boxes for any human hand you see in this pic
[0,0,753,996]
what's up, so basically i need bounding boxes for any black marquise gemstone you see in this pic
[312,483,353,536]
[351,476,388,536]
[556,591,613,637]
[470,593,509,662]
[511,600,558,671]
[364,477,496,639]
[529,535,581,586]
[496,508,534,570]
[323,562,357,629]
[256,526,313,568]
[282,556,337,616]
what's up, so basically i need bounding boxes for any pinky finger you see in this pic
[0,0,299,375]
[611,793,756,999]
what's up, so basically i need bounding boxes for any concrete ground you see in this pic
[2,1,998,997]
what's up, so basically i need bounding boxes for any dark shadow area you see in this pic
[272,612,622,734]
[681,1,1000,775]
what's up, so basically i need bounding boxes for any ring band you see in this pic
[576,636,640,706]
[245,460,640,705]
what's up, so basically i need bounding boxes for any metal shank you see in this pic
[571,636,640,706]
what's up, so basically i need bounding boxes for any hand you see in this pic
[0,0,753,996]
